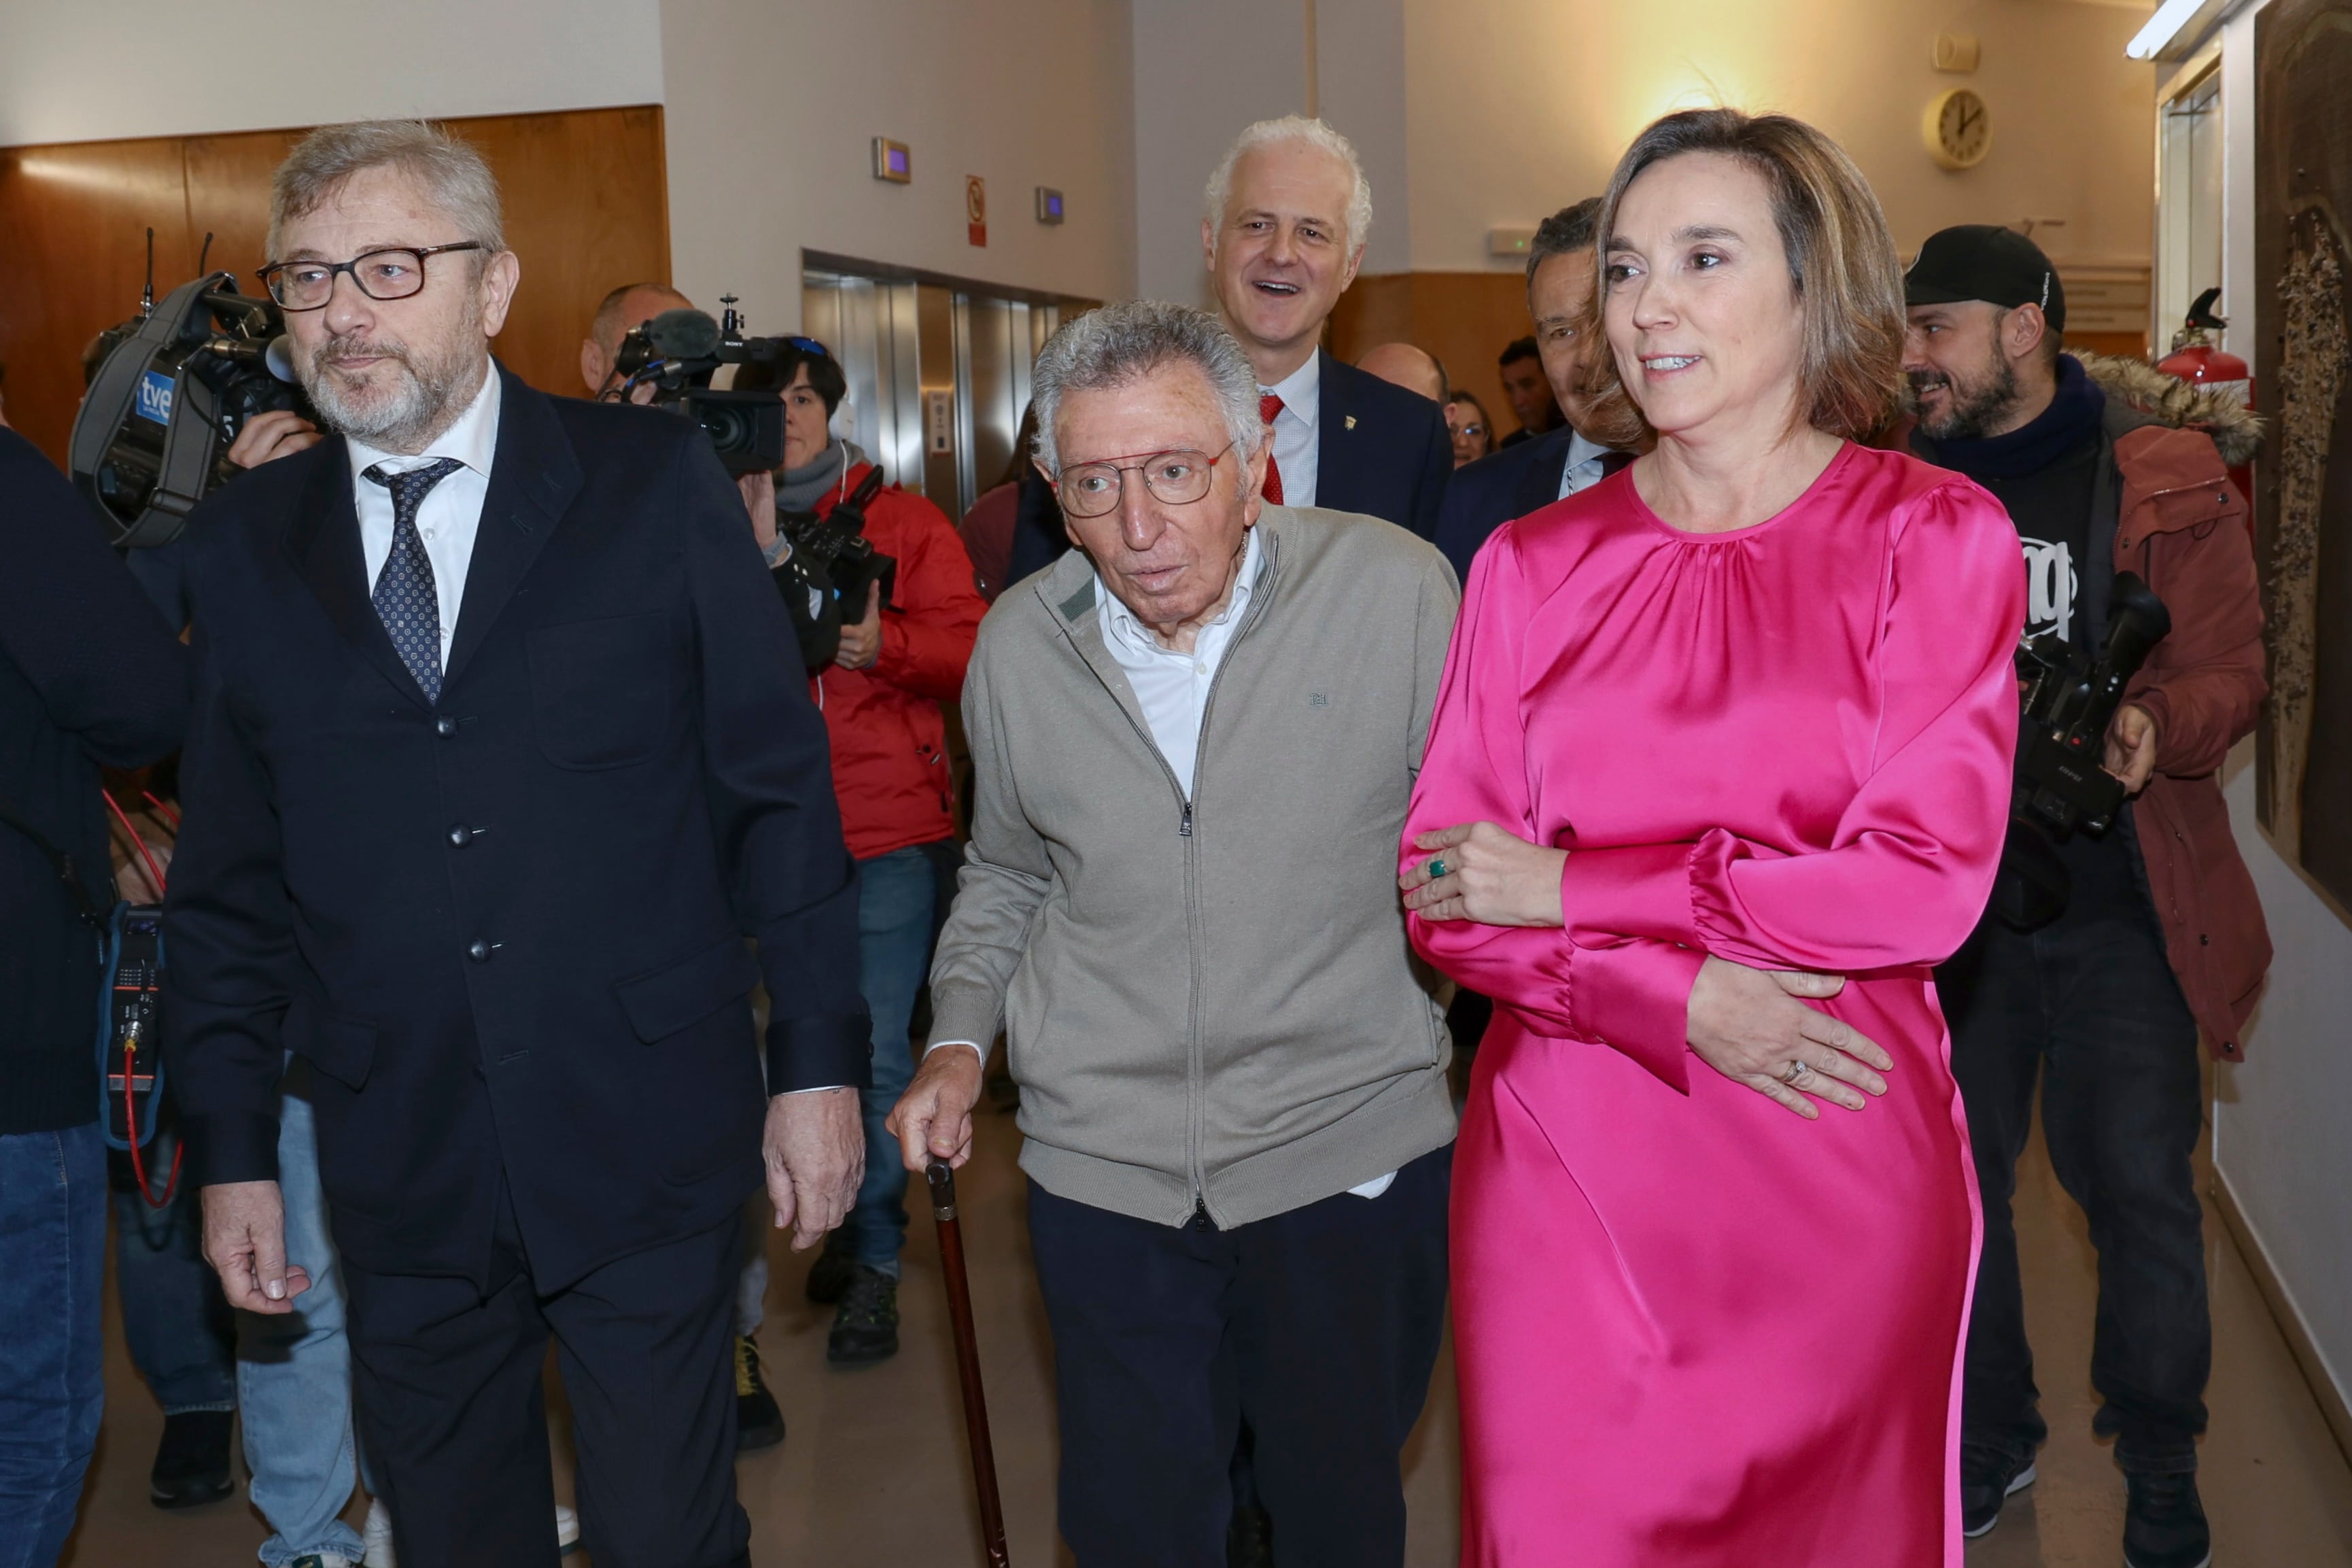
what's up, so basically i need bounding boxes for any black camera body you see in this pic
[70,273,312,548]
[614,301,796,476]
[783,465,899,618]
[1991,570,2171,930]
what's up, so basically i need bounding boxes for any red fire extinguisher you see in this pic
[2154,286,2255,508]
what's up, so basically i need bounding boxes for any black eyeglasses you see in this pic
[258,243,486,311]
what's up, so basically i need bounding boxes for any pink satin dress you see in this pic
[1406,443,2024,1567]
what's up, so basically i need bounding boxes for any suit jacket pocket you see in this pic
[281,995,378,1090]
[615,932,761,1044]
[528,613,677,770]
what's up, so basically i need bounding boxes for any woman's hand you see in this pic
[1400,822,1568,927]
[1687,956,1890,1119]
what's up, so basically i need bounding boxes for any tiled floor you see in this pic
[57,1093,2352,1567]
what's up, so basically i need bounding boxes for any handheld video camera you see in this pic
[71,256,312,548]
[1990,570,2172,930]
[613,298,797,476]
[782,465,899,618]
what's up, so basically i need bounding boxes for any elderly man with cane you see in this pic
[888,300,1459,1567]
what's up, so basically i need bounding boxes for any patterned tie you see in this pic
[363,458,464,703]
[1258,391,1285,504]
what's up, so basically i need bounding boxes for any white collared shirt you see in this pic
[1261,352,1321,509]
[348,360,502,665]
[1094,525,1265,800]
[1556,429,1616,502]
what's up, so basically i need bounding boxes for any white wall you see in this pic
[1399,0,2158,271]
[661,0,1137,334]
[2209,0,2352,1415]
[0,0,661,147]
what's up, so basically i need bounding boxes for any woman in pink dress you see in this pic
[1400,110,2025,1565]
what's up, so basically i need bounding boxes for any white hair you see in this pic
[1030,301,1264,476]
[1203,116,1372,256]
[269,120,504,260]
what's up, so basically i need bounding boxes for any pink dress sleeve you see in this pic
[1404,529,1710,1091]
[1550,481,2023,973]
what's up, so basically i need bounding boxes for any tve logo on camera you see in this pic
[135,370,176,425]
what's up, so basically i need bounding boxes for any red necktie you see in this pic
[1259,392,1285,504]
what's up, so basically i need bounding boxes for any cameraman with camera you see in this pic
[1902,226,2269,1568]
[745,341,984,1366]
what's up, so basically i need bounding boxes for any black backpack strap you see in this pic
[0,792,108,928]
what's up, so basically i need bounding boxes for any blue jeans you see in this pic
[0,1122,107,1568]
[113,1125,238,1416]
[840,844,938,1280]
[239,1062,366,1567]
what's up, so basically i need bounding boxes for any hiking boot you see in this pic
[2124,1469,2211,1568]
[1959,1441,2037,1538]
[826,1265,899,1365]
[735,1334,786,1451]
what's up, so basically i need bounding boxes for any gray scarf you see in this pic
[775,438,867,513]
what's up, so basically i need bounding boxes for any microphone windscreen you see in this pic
[646,308,722,360]
[265,334,298,383]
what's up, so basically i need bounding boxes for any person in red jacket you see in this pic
[753,341,985,1365]
[1901,226,2269,1568]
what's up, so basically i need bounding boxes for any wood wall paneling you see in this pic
[0,106,668,468]
[1329,272,1538,452]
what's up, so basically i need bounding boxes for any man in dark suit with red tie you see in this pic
[1434,198,1636,583]
[163,121,869,1568]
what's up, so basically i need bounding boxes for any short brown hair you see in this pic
[1585,109,1903,447]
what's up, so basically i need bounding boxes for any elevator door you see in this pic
[803,261,1074,519]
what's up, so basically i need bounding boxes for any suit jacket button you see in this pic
[435,716,458,737]
[448,824,471,848]
[467,939,492,963]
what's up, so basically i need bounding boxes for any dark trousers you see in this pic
[1028,1144,1451,1568]
[343,1187,750,1568]
[1939,901,2209,1474]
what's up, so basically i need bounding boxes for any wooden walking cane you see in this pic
[927,1160,1010,1567]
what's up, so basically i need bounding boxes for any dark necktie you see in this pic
[363,458,464,703]
[1258,391,1285,504]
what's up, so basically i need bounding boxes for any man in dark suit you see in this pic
[1203,116,1451,541]
[1434,198,1633,583]
[163,122,869,1568]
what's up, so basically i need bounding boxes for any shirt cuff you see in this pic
[1555,842,1701,945]
[924,1039,990,1068]
[1566,939,1704,1094]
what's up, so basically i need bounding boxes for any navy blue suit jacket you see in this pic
[1433,427,1631,582]
[1310,350,1453,540]
[162,367,870,1286]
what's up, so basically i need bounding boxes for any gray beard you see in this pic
[1912,356,2022,442]
[301,321,483,453]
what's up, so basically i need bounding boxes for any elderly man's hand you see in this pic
[226,410,324,469]
[887,1045,985,1173]
[763,1088,864,1251]
[201,1181,313,1313]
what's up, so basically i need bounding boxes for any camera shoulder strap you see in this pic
[0,791,108,928]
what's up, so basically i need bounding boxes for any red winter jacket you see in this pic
[808,465,986,860]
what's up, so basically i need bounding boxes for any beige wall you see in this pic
[1400,0,2159,271]
[661,0,1137,335]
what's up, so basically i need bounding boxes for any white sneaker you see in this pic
[362,1497,581,1563]
[362,1499,395,1568]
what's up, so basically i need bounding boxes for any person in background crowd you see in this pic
[1404,108,2022,1564]
[0,418,189,1567]
[165,120,869,1568]
[1203,116,1451,540]
[1435,199,1634,582]
[958,405,1040,603]
[1443,390,1494,468]
[890,300,1458,1568]
[744,339,986,1368]
[1903,224,2270,1568]
[1493,335,1561,448]
[1353,342,1447,404]
[580,281,690,400]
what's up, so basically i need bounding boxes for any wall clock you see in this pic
[1924,88,1992,170]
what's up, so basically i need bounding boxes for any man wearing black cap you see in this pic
[1903,224,2270,1568]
